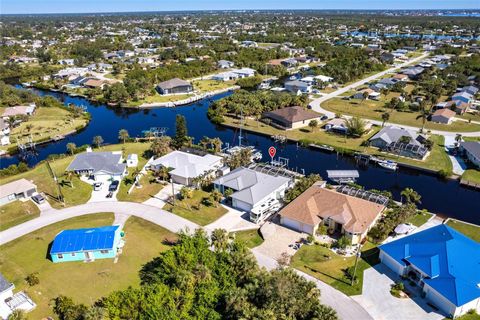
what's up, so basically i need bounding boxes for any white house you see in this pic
[0,179,37,206]
[0,273,36,319]
[379,225,480,319]
[150,150,223,186]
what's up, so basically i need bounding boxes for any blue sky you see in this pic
[2,0,479,14]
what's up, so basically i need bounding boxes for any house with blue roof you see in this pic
[379,224,480,318]
[50,225,123,263]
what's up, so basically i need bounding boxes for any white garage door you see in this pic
[281,217,312,234]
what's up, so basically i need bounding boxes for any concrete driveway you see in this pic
[255,222,306,259]
[352,264,444,320]
[204,205,258,233]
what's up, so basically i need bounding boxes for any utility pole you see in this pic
[351,239,362,286]
[170,178,175,205]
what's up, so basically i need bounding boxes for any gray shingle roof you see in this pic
[369,126,422,146]
[67,151,126,175]
[214,167,290,206]
[0,273,14,293]
[156,78,191,90]
[460,141,480,159]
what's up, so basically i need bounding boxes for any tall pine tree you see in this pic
[173,114,188,149]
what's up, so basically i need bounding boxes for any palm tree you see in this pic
[401,188,421,205]
[118,129,129,144]
[381,112,390,127]
[211,228,229,252]
[66,142,76,155]
[416,101,431,133]
[308,119,318,132]
[92,135,103,148]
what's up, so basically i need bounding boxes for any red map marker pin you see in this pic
[268,146,276,159]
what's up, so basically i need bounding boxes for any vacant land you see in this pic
[446,219,480,243]
[321,98,480,132]
[164,189,228,226]
[406,211,434,227]
[461,169,480,185]
[291,242,379,296]
[129,92,194,107]
[117,172,164,203]
[192,79,236,93]
[0,200,40,231]
[0,142,151,208]
[0,107,88,151]
[0,213,177,319]
[233,229,264,248]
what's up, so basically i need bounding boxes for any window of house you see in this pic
[58,254,63,259]
[100,250,109,254]
[72,253,75,256]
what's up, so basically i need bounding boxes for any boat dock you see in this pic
[309,143,334,152]
[326,170,360,184]
[271,134,287,143]
[355,153,398,170]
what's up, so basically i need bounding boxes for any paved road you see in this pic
[309,53,480,137]
[0,201,375,319]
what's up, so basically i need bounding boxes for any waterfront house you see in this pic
[379,225,480,318]
[284,80,312,94]
[369,126,428,159]
[213,167,292,220]
[66,151,127,181]
[211,71,240,82]
[459,141,480,168]
[150,150,223,186]
[0,179,37,206]
[156,78,193,95]
[279,182,385,244]
[50,225,123,263]
[431,108,456,124]
[1,104,36,118]
[262,106,323,130]
[0,273,36,319]
[231,68,256,78]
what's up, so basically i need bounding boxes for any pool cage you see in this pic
[386,141,428,160]
[336,185,389,206]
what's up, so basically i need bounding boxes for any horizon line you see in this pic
[1,8,480,16]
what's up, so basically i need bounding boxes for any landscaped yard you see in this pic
[233,229,264,248]
[461,169,480,185]
[321,98,480,132]
[0,106,89,151]
[163,189,228,226]
[406,211,433,227]
[290,241,380,296]
[0,142,151,208]
[117,172,165,203]
[0,213,177,319]
[446,219,480,243]
[0,200,40,231]
[449,311,480,320]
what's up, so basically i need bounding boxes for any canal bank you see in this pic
[1,87,479,224]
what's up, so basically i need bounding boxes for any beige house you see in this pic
[431,108,456,124]
[262,106,323,130]
[279,183,385,244]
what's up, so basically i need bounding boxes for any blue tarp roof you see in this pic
[50,225,119,254]
[380,225,480,307]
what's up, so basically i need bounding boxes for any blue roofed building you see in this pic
[50,225,123,263]
[379,225,480,318]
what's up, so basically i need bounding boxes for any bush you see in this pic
[334,236,351,249]
[316,224,328,236]
[25,272,40,286]
[306,235,315,244]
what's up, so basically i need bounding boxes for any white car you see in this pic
[93,182,103,191]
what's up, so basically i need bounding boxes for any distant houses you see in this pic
[430,108,456,124]
[284,80,312,94]
[262,106,323,130]
[150,150,223,186]
[278,182,385,244]
[50,225,124,263]
[156,78,193,95]
[379,225,480,319]
[66,151,127,181]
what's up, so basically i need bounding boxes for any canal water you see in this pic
[2,88,479,224]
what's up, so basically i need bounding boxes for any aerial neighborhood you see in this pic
[0,6,479,320]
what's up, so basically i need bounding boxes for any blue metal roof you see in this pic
[50,225,119,254]
[380,225,480,307]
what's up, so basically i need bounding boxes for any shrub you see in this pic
[25,272,40,286]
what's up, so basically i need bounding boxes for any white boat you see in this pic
[378,160,398,171]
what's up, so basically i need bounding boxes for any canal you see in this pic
[1,88,479,224]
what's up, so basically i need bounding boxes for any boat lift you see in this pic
[326,170,360,184]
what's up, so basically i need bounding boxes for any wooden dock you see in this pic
[309,143,334,152]
[460,179,480,190]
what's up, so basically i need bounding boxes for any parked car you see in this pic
[31,194,45,204]
[93,182,103,191]
[109,180,119,191]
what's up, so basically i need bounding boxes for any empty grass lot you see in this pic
[461,169,480,185]
[406,211,434,227]
[321,98,480,132]
[163,189,228,226]
[116,172,164,203]
[192,79,236,93]
[0,200,40,231]
[291,242,379,296]
[446,219,480,243]
[233,229,264,248]
[0,213,177,319]
[0,106,88,152]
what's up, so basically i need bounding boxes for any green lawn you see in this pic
[117,172,164,203]
[461,169,480,185]
[406,211,433,227]
[0,142,151,208]
[233,229,264,248]
[192,79,236,93]
[0,213,177,319]
[0,200,40,231]
[446,219,480,243]
[447,311,480,320]
[290,242,379,296]
[163,189,228,226]
[222,116,451,173]
[0,106,89,151]
[321,98,480,132]
[129,92,193,107]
